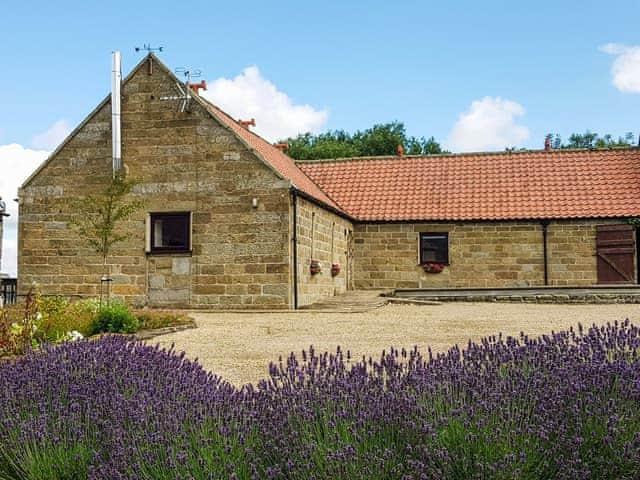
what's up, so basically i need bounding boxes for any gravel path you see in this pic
[154,302,640,386]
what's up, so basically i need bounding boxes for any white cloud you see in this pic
[599,43,640,93]
[202,66,328,142]
[31,119,71,150]
[0,143,50,276]
[447,97,530,152]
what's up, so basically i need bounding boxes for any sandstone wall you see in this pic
[353,220,625,289]
[19,58,291,309]
[295,197,353,306]
[546,220,630,285]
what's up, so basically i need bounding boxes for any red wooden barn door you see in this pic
[596,225,636,284]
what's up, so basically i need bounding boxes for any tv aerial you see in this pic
[175,67,202,83]
[159,66,204,113]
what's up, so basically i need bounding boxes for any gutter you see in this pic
[541,220,550,285]
[291,187,299,310]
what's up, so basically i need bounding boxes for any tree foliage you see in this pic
[546,131,636,149]
[68,175,144,273]
[283,121,446,160]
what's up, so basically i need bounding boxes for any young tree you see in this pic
[68,175,144,278]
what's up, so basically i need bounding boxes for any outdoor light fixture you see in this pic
[252,198,258,208]
[100,276,113,306]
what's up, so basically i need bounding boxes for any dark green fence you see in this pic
[1,278,17,305]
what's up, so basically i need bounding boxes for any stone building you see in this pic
[17,54,640,309]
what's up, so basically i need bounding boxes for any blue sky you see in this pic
[1,0,640,274]
[2,0,640,147]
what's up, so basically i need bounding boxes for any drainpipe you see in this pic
[111,51,122,175]
[541,220,550,285]
[291,187,299,310]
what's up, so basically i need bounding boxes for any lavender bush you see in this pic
[1,321,639,479]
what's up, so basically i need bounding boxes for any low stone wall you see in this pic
[396,293,640,304]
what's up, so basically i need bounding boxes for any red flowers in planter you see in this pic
[331,263,341,277]
[419,262,444,274]
[310,260,322,275]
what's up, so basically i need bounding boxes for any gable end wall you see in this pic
[18,59,292,309]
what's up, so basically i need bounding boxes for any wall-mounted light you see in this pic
[252,198,258,208]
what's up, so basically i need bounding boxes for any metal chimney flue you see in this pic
[111,51,122,175]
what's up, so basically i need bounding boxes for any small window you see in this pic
[420,232,449,264]
[150,212,191,254]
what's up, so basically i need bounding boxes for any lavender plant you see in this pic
[0,321,639,479]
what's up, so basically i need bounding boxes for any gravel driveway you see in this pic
[155,302,640,386]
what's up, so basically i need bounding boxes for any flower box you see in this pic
[331,263,341,277]
[418,262,444,274]
[310,259,322,275]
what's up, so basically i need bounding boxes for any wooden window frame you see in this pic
[419,232,449,265]
[149,212,192,255]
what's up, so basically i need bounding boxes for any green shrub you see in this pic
[91,302,139,334]
[38,297,98,342]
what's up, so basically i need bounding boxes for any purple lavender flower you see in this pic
[1,321,639,479]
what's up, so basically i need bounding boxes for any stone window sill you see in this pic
[146,250,193,257]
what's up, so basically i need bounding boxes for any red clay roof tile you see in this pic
[297,149,640,221]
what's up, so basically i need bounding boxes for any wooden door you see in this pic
[596,225,636,284]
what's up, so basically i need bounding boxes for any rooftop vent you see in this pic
[273,142,289,152]
[238,118,256,130]
[187,80,207,94]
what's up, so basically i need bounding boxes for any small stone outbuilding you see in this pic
[17,54,640,309]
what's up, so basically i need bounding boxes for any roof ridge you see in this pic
[294,146,640,164]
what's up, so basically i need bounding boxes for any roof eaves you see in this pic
[292,187,355,221]
[356,213,637,223]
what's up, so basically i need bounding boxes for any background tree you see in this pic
[546,131,636,149]
[283,121,446,160]
[68,175,144,278]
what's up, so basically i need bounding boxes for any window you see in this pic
[150,212,191,254]
[419,232,449,264]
